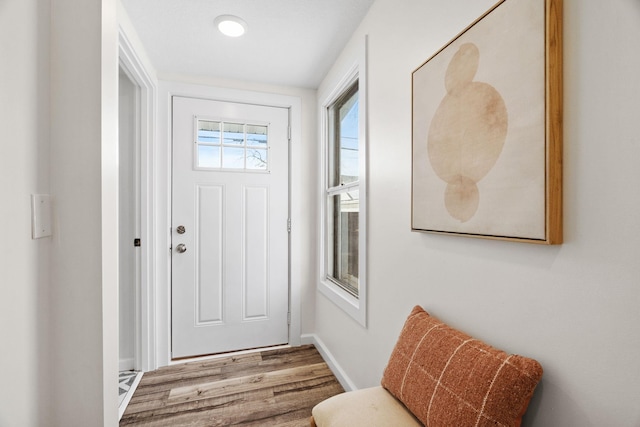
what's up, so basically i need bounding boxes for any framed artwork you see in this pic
[411,0,562,244]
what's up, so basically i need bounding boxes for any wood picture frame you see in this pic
[411,0,562,244]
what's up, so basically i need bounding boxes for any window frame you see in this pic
[318,39,368,327]
[193,117,271,173]
[326,81,360,296]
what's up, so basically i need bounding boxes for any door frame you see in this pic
[157,81,303,367]
[119,27,158,372]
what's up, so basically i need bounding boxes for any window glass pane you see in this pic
[222,147,245,168]
[194,120,271,171]
[197,120,221,144]
[338,93,359,185]
[246,125,268,147]
[198,145,221,168]
[329,190,359,296]
[246,148,268,170]
[329,83,359,188]
[223,122,244,145]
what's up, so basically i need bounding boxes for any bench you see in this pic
[310,306,543,427]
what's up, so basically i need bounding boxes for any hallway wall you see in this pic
[49,0,119,424]
[0,0,51,425]
[315,0,640,425]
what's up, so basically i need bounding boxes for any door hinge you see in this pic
[287,218,291,233]
[287,126,291,141]
[287,312,291,325]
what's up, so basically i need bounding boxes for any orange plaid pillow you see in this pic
[381,306,543,427]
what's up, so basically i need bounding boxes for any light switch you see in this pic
[31,194,52,239]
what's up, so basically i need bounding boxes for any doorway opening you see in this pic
[118,66,140,373]
[118,65,143,418]
[118,28,158,375]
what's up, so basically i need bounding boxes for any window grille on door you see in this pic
[195,118,269,171]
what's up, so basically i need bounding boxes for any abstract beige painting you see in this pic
[411,0,562,244]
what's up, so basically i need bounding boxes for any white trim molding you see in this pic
[301,334,357,392]
[317,35,369,327]
[118,24,158,372]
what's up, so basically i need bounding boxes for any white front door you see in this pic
[171,96,289,359]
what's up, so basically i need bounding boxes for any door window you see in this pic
[196,119,269,171]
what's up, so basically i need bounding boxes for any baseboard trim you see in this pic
[301,333,357,392]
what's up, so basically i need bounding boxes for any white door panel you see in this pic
[172,96,289,358]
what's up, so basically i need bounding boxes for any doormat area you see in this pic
[119,371,143,420]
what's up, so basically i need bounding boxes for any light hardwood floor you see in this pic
[120,345,344,426]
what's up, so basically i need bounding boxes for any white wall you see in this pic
[315,1,640,426]
[0,0,51,425]
[1,0,120,425]
[49,0,119,424]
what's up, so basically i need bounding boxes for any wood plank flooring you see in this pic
[120,345,344,426]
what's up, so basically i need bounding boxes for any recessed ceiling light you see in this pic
[214,15,247,38]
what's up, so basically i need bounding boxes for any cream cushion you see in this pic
[311,386,422,427]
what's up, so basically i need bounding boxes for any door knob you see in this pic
[175,244,187,253]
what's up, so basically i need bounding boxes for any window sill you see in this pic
[318,278,366,327]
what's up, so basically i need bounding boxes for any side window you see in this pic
[326,82,360,296]
[319,54,367,327]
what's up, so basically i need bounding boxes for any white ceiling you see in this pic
[120,0,375,89]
